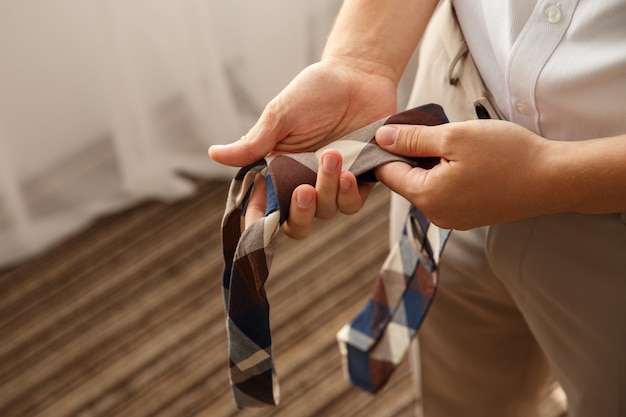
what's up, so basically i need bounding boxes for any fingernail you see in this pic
[322,153,339,172]
[296,191,313,208]
[339,177,351,192]
[376,125,398,146]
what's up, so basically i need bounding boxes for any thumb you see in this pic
[375,161,428,201]
[375,124,444,158]
[208,109,282,167]
[208,136,273,167]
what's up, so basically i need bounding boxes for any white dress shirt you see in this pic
[452,0,626,141]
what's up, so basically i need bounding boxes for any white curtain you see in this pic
[0,0,342,266]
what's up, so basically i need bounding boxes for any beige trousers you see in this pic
[392,2,626,416]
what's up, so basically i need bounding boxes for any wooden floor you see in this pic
[0,178,416,417]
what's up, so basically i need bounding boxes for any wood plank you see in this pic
[0,180,417,417]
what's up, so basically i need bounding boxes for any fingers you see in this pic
[315,150,342,219]
[245,175,318,240]
[244,174,267,229]
[283,149,371,239]
[283,185,316,239]
[337,172,375,215]
[316,150,371,218]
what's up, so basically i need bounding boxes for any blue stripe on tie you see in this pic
[402,285,429,331]
[350,301,373,335]
[346,343,373,393]
[264,173,279,216]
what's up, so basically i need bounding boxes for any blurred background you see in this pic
[0,0,348,265]
[0,1,421,416]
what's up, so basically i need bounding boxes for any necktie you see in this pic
[220,104,450,408]
[336,204,450,393]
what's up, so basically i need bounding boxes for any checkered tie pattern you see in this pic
[336,204,450,393]
[220,104,449,408]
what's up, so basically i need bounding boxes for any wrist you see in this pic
[321,0,437,85]
[541,136,626,214]
[320,53,401,86]
[537,140,580,214]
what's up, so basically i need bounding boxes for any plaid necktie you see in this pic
[336,204,450,393]
[220,104,449,408]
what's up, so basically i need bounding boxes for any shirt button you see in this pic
[515,102,532,116]
[545,5,562,23]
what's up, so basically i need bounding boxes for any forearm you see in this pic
[322,0,439,85]
[545,135,626,214]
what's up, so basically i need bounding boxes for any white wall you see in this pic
[0,0,342,181]
[0,0,106,179]
[207,0,341,110]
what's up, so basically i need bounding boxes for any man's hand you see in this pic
[374,120,560,230]
[208,59,398,168]
[210,58,397,239]
[211,0,440,238]
[243,149,375,240]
